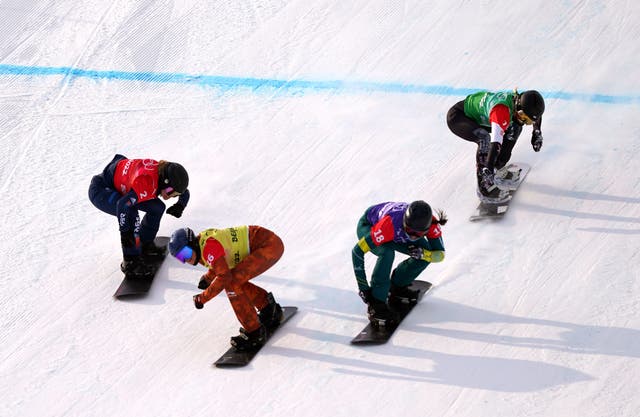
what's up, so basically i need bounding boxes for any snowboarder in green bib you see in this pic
[446,89,545,202]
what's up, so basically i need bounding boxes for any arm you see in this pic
[167,189,190,217]
[352,237,372,291]
[194,238,229,305]
[409,222,445,262]
[531,117,543,152]
[422,222,445,262]
[199,257,232,304]
[177,189,190,206]
[351,216,395,291]
[486,104,511,171]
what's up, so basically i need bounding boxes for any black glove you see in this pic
[358,288,373,305]
[166,203,185,218]
[198,277,211,290]
[193,294,204,309]
[408,245,424,260]
[120,230,136,248]
[531,129,543,152]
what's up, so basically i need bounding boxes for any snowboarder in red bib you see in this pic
[169,226,285,351]
[351,201,447,327]
[88,154,190,276]
[446,89,545,202]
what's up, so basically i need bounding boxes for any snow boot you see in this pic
[358,288,373,305]
[367,298,399,328]
[477,167,511,203]
[476,186,511,204]
[141,240,166,258]
[120,256,154,277]
[258,292,283,331]
[494,165,521,189]
[389,283,420,307]
[230,325,267,352]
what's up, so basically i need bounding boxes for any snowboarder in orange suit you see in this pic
[169,226,284,351]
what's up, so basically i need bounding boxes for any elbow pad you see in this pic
[357,236,372,253]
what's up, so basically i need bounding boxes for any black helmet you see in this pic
[169,227,197,256]
[518,90,545,122]
[162,162,189,194]
[403,200,433,232]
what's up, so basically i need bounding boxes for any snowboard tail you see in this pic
[351,280,432,345]
[113,236,169,298]
[214,306,298,368]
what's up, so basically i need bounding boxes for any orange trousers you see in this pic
[201,226,284,332]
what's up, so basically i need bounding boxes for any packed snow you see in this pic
[1,1,639,416]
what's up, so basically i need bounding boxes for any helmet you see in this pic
[169,227,196,256]
[403,200,433,232]
[518,90,545,122]
[162,162,189,194]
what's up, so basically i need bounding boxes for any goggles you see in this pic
[516,110,534,125]
[405,226,428,239]
[163,186,182,197]
[175,245,193,263]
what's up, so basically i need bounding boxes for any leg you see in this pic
[135,198,166,244]
[88,175,119,216]
[116,196,141,257]
[391,257,429,287]
[242,281,269,310]
[389,242,430,287]
[496,136,516,169]
[226,285,262,333]
[447,101,488,143]
[368,244,396,301]
[231,227,284,285]
[447,101,493,188]
[228,227,284,323]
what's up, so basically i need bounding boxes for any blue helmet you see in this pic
[169,227,197,256]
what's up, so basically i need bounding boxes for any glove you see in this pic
[408,246,445,262]
[358,288,373,305]
[193,294,204,309]
[479,167,496,190]
[166,203,185,218]
[408,245,424,260]
[198,276,211,290]
[531,129,543,152]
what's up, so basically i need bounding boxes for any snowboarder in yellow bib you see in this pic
[169,226,285,351]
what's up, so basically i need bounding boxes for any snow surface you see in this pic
[1,1,639,416]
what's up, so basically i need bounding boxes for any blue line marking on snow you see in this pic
[0,63,637,105]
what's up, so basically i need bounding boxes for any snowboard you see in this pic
[113,236,169,298]
[351,280,432,345]
[214,306,298,368]
[469,162,530,222]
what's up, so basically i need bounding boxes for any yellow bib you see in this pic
[199,226,250,269]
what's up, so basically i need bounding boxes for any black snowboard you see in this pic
[469,162,530,222]
[351,280,432,345]
[113,236,169,298]
[214,306,298,368]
